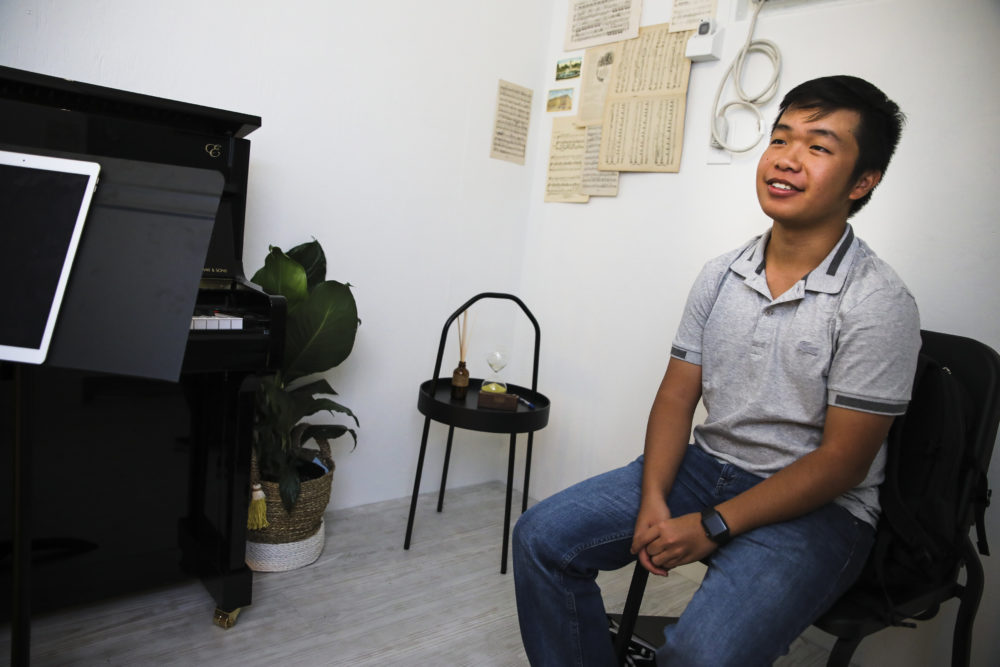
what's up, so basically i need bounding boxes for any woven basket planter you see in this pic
[246,441,334,572]
[246,519,326,572]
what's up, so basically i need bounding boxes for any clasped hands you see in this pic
[631,501,717,576]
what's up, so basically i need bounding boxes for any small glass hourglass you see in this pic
[480,349,508,394]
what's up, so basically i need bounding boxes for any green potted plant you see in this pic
[245,239,359,570]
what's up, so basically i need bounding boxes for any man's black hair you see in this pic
[774,75,906,217]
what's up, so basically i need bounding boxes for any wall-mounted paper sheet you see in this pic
[545,117,589,203]
[576,43,620,127]
[547,88,575,113]
[490,80,534,165]
[581,125,619,196]
[670,0,717,32]
[564,0,642,51]
[598,23,693,173]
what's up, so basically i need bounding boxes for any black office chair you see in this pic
[611,330,1000,667]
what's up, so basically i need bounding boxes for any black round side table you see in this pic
[402,293,550,574]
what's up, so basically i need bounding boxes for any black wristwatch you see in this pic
[700,507,732,546]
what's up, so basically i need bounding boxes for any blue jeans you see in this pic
[512,445,874,667]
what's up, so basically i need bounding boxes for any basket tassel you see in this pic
[248,483,269,530]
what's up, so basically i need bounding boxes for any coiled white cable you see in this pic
[710,0,782,153]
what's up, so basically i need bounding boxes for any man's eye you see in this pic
[811,145,830,153]
[770,138,786,145]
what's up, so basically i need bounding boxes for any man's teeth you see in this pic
[772,182,794,191]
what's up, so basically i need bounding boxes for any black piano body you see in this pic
[0,65,285,624]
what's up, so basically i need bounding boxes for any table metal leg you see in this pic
[522,432,534,513]
[436,426,455,512]
[404,416,433,550]
[501,433,517,574]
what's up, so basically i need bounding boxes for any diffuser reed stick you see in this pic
[456,309,470,362]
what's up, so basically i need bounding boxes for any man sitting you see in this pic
[512,75,921,667]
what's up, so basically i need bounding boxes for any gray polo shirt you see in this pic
[671,224,921,525]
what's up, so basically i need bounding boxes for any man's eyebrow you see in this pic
[807,127,845,143]
[771,122,844,143]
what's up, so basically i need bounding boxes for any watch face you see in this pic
[703,512,727,536]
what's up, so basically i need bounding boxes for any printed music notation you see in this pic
[597,22,694,174]
[490,80,534,165]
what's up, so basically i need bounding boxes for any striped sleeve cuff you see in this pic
[829,390,908,416]
[671,345,702,366]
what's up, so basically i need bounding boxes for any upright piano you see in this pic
[0,66,285,628]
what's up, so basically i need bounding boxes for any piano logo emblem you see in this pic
[204,143,223,158]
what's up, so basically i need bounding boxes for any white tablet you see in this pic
[0,150,100,364]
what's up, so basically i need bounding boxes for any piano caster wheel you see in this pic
[213,607,242,629]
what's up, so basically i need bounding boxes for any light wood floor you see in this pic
[1,482,839,666]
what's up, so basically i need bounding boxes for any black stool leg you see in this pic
[404,416,433,549]
[522,432,534,513]
[952,538,983,667]
[436,426,455,512]
[614,562,650,665]
[501,433,517,574]
[825,636,862,667]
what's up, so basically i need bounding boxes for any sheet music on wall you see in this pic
[581,125,619,196]
[543,13,698,201]
[544,120,619,202]
[544,117,589,203]
[490,80,534,165]
[669,0,717,32]
[564,0,643,51]
[576,43,620,127]
[597,22,693,173]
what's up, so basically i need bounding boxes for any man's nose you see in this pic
[775,144,803,170]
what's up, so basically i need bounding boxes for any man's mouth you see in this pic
[767,179,802,192]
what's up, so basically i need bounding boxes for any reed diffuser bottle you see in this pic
[451,309,470,401]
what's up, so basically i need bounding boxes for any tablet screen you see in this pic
[0,150,100,364]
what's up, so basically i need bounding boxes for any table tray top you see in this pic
[417,378,550,433]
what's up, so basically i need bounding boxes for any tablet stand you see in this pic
[3,152,223,666]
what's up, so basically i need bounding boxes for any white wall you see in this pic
[2,0,998,665]
[0,0,555,508]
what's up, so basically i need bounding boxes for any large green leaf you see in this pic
[288,378,338,398]
[287,240,327,291]
[316,397,358,426]
[255,374,300,449]
[278,464,301,512]
[295,395,359,426]
[302,424,357,449]
[284,280,359,382]
[250,246,308,310]
[286,380,359,431]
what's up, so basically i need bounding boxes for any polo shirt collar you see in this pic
[804,224,857,294]
[729,224,859,297]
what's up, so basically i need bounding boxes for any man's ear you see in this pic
[849,170,882,201]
